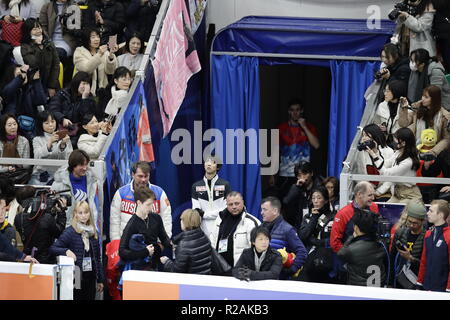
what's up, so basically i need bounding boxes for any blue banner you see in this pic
[103,81,149,238]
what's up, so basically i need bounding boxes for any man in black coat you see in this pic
[14,186,67,264]
[337,208,387,287]
[84,0,126,44]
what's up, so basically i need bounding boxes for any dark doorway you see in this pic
[259,63,332,193]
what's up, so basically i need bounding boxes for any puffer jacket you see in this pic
[50,226,105,283]
[232,247,282,280]
[337,235,387,287]
[47,88,97,124]
[163,228,212,274]
[20,38,60,90]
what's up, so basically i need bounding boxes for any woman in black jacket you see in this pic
[160,209,212,274]
[20,18,60,97]
[232,226,282,281]
[47,71,97,148]
[298,186,336,283]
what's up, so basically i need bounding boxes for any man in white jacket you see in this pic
[109,161,172,241]
[191,155,231,238]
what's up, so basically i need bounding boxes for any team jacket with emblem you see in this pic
[330,202,379,253]
[109,181,172,240]
[191,175,231,237]
[417,224,450,292]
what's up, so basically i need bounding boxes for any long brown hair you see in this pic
[417,85,442,128]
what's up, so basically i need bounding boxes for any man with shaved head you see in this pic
[330,181,379,253]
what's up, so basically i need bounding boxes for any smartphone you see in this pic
[55,129,69,140]
[108,35,117,50]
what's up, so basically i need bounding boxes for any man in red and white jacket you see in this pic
[330,181,379,253]
[417,199,450,292]
[110,161,172,241]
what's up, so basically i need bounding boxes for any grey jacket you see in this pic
[0,136,30,172]
[51,166,100,227]
[407,61,450,111]
[32,133,73,176]
[395,11,436,57]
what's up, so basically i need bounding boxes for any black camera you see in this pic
[357,139,376,151]
[375,69,389,80]
[419,152,436,161]
[388,0,419,21]
[27,67,39,79]
[395,239,407,250]
[20,189,71,216]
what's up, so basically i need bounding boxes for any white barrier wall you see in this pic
[122,271,450,300]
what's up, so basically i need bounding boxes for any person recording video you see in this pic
[14,186,68,264]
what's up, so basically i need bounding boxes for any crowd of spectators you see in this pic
[0,0,449,301]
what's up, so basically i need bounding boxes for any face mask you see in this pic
[409,61,417,72]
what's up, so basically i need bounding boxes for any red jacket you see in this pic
[330,202,379,253]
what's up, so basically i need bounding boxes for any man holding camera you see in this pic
[14,186,67,264]
[390,202,426,288]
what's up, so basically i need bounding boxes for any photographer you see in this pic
[375,44,410,105]
[399,85,450,156]
[374,80,409,147]
[356,124,394,197]
[391,0,436,57]
[0,63,47,135]
[77,113,111,160]
[367,128,423,204]
[39,0,79,87]
[20,18,61,97]
[390,202,426,289]
[30,111,73,186]
[14,186,68,264]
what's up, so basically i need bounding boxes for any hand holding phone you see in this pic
[56,129,69,140]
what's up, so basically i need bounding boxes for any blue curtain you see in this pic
[327,60,380,178]
[211,55,262,220]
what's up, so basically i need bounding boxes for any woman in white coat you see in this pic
[73,27,118,96]
[367,127,423,204]
[77,113,111,160]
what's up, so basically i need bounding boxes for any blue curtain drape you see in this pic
[211,55,262,220]
[327,60,380,178]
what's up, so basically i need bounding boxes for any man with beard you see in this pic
[209,192,260,268]
[191,155,231,238]
[110,161,172,241]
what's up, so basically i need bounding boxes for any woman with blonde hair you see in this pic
[50,201,104,300]
[160,209,212,274]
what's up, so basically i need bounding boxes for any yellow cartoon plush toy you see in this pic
[277,247,302,278]
[417,128,437,153]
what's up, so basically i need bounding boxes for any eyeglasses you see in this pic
[406,219,421,226]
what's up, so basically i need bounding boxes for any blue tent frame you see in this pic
[210,16,395,217]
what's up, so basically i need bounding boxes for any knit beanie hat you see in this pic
[406,202,427,220]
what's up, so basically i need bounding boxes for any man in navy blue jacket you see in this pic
[261,196,307,279]
[417,199,450,292]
